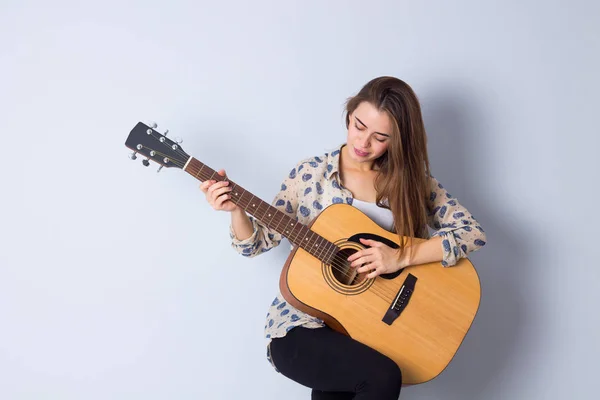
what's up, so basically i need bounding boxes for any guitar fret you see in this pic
[286,218,296,241]
[312,236,323,259]
[325,240,333,258]
[254,199,266,221]
[206,167,216,181]
[239,189,250,208]
[257,200,267,217]
[195,164,205,180]
[247,194,256,211]
[308,235,317,257]
[289,222,302,248]
[272,207,284,232]
[296,223,306,245]
[325,241,337,264]
[300,225,312,245]
[230,183,241,202]
[314,235,324,258]
[261,203,277,229]
[284,216,294,238]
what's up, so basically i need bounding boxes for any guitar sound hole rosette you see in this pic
[322,239,374,295]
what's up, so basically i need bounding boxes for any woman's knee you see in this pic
[370,357,402,397]
[354,356,402,398]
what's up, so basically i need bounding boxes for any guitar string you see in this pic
[138,138,401,302]
[181,159,401,302]
[136,136,400,302]
[137,139,400,302]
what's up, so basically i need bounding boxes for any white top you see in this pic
[351,198,395,232]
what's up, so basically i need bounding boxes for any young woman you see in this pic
[199,76,487,399]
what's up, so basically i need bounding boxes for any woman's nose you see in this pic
[357,133,370,148]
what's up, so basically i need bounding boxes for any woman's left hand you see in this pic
[347,238,406,279]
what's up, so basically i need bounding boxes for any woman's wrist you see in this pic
[397,247,411,270]
[230,208,253,241]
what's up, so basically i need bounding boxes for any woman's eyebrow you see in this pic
[355,116,390,137]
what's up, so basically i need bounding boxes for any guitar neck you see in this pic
[184,157,337,262]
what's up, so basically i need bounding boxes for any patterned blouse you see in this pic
[228,143,487,369]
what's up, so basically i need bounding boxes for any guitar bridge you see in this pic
[382,273,417,325]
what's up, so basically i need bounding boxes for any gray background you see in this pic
[1,0,598,399]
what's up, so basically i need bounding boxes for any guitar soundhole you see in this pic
[331,248,366,286]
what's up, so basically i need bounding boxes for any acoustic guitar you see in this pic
[125,121,481,385]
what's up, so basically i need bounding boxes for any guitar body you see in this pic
[279,203,481,385]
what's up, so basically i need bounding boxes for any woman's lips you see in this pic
[354,147,369,157]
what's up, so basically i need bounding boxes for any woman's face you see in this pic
[346,101,392,165]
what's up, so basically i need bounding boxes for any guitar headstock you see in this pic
[125,122,190,171]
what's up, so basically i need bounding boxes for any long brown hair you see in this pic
[345,76,432,261]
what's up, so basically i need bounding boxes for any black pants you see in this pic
[269,326,402,399]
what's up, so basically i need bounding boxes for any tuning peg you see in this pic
[174,136,183,144]
[142,158,150,167]
[157,165,164,173]
[149,121,158,129]
[129,152,138,160]
[163,129,169,136]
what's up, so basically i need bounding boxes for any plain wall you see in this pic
[1,0,598,399]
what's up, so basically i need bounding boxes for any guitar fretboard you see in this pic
[184,157,338,263]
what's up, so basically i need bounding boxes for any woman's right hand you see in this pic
[199,169,239,213]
